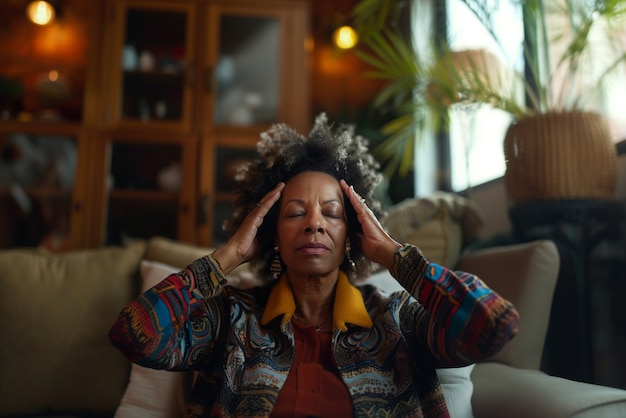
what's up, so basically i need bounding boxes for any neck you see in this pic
[287,270,338,329]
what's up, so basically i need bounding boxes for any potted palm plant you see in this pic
[354,0,626,203]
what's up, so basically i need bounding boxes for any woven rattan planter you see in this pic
[503,111,617,204]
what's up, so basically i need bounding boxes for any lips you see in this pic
[297,242,329,254]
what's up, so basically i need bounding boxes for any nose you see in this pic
[304,209,324,233]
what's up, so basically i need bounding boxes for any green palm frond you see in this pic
[374,112,420,177]
[352,0,408,36]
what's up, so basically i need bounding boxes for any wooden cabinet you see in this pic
[0,0,102,250]
[0,122,91,250]
[92,0,310,246]
[88,130,198,246]
[0,0,310,249]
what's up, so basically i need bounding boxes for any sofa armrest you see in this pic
[472,362,626,418]
[456,239,559,370]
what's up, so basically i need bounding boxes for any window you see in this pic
[446,0,524,192]
[445,0,626,193]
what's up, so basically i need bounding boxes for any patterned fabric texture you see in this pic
[109,245,518,418]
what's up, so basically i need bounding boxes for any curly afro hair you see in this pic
[224,113,385,283]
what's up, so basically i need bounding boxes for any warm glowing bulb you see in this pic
[332,26,358,50]
[27,1,56,25]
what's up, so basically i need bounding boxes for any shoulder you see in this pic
[358,283,414,317]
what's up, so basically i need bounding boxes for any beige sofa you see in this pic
[2,194,626,417]
[366,239,626,418]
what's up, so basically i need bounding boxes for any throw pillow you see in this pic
[0,241,146,417]
[115,260,193,418]
[381,192,484,268]
[437,365,476,418]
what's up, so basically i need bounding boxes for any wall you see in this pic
[309,0,385,122]
[466,180,511,239]
[470,152,626,240]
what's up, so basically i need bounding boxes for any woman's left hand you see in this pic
[340,180,402,269]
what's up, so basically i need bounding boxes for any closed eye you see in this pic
[322,201,344,219]
[324,211,342,219]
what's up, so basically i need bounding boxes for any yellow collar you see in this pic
[260,271,373,332]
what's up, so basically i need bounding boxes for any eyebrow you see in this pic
[284,198,342,206]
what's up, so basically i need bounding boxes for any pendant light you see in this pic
[26,1,56,26]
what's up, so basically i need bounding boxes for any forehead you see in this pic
[282,171,342,198]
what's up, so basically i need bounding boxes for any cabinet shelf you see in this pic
[0,186,72,200]
[109,189,179,201]
[123,69,186,78]
[215,192,236,202]
[0,121,82,136]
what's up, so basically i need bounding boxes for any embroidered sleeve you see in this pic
[390,244,519,365]
[109,253,228,370]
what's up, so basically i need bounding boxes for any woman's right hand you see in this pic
[340,180,402,270]
[211,182,285,275]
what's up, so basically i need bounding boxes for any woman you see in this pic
[109,114,519,417]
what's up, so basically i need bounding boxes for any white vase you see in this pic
[138,50,155,71]
[122,45,137,70]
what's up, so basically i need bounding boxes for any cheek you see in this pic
[276,221,296,246]
[331,221,349,245]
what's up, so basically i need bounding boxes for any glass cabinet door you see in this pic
[205,1,312,129]
[196,1,310,246]
[106,0,197,131]
[210,145,258,245]
[212,14,281,126]
[99,135,196,246]
[0,128,81,251]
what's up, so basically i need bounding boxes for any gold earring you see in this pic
[270,246,282,280]
[345,245,356,280]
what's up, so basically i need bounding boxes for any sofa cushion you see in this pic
[144,236,212,269]
[456,239,559,370]
[145,236,259,288]
[0,241,146,417]
[381,192,484,268]
[471,362,626,418]
[115,260,193,418]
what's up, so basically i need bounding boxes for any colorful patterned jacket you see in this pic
[109,244,519,417]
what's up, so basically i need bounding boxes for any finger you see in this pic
[255,182,285,213]
[340,180,384,231]
[247,182,285,226]
[340,179,367,209]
